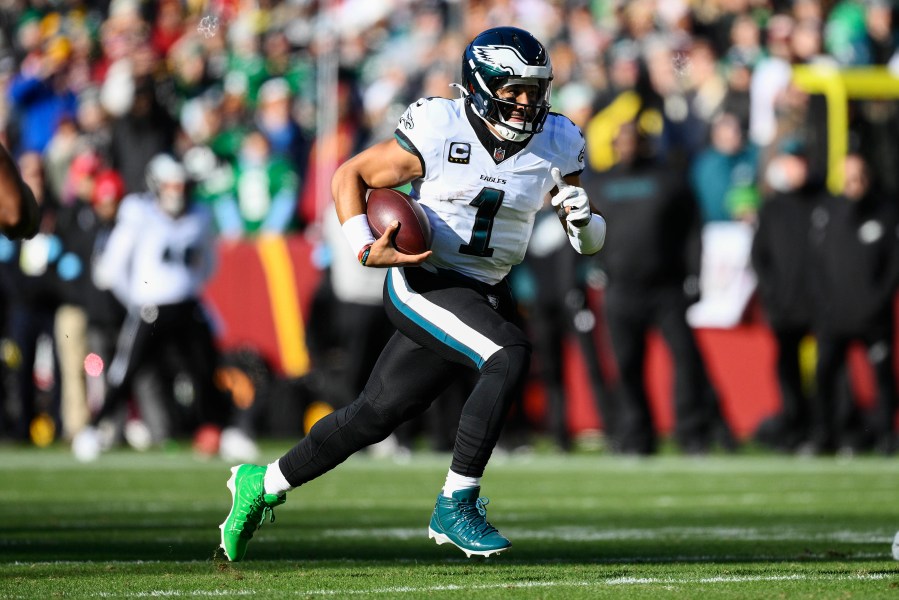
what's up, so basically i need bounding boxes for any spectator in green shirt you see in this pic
[207,129,299,238]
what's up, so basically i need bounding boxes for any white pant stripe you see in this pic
[389,268,502,366]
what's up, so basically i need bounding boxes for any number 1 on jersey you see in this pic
[459,187,504,257]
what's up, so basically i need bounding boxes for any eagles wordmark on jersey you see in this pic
[395,96,585,285]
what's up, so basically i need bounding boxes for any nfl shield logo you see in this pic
[493,147,505,161]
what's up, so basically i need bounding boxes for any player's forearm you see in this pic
[332,159,376,261]
[331,160,369,225]
[0,147,39,239]
[0,188,27,234]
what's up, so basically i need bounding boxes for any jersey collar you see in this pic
[464,101,531,165]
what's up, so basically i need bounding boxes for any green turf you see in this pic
[2,441,899,598]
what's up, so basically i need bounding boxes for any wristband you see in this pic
[342,213,376,257]
[358,244,372,266]
[566,213,606,255]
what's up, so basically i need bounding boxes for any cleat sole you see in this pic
[427,527,510,558]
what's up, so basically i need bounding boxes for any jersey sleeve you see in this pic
[394,98,456,179]
[93,199,144,294]
[547,113,586,178]
[115,194,149,225]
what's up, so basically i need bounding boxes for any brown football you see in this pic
[366,188,432,255]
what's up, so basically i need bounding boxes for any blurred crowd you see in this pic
[0,0,897,458]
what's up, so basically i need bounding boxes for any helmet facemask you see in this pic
[157,181,187,217]
[486,77,552,142]
[146,154,189,217]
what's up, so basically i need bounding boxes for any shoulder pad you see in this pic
[116,193,151,223]
[544,113,586,173]
[397,97,463,138]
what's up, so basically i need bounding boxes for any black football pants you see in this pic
[92,299,230,428]
[278,266,531,486]
[812,317,897,449]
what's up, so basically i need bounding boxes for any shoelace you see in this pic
[475,497,489,517]
[238,495,278,539]
[455,497,498,537]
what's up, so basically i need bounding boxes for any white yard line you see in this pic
[2,572,893,598]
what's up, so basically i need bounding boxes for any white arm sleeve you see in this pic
[92,197,143,293]
[565,213,606,255]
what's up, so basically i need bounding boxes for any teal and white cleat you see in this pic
[219,464,285,561]
[428,487,511,557]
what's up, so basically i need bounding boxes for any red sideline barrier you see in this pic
[561,300,898,439]
[204,235,898,440]
[202,236,322,378]
[560,325,782,439]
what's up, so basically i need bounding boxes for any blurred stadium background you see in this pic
[0,0,897,456]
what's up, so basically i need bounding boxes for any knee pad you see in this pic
[482,344,531,386]
[305,395,396,449]
[339,383,430,446]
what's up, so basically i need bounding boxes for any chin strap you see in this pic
[493,122,532,143]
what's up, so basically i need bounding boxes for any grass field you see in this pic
[2,441,899,599]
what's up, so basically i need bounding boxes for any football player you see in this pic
[72,154,258,463]
[219,26,606,561]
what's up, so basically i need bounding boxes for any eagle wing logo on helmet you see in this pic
[471,44,530,76]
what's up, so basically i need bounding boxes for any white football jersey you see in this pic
[93,194,216,307]
[396,97,584,285]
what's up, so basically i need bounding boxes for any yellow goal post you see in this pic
[791,65,899,194]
